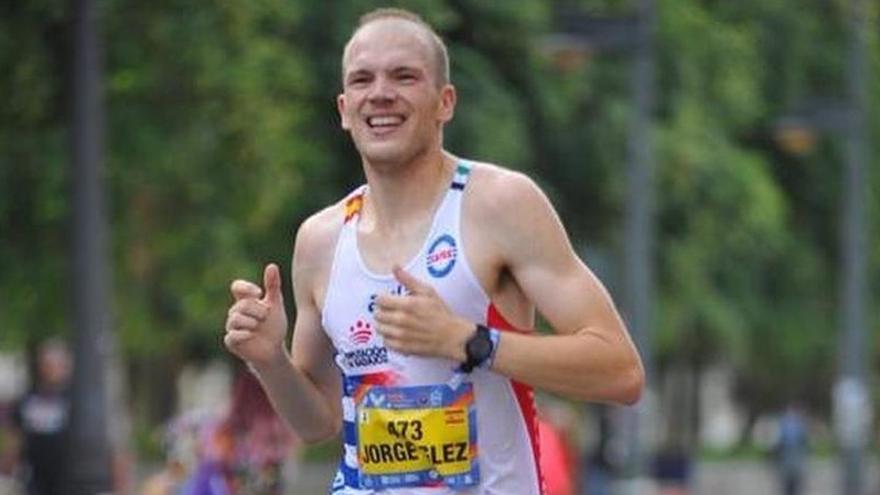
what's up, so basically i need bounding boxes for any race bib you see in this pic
[355,382,479,490]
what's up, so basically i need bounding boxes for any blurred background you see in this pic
[0,0,878,494]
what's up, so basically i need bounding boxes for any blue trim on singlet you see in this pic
[340,461,361,490]
[343,420,357,443]
[449,162,472,191]
[341,373,360,450]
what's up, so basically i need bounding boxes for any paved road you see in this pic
[4,456,873,494]
[288,457,880,494]
[695,457,879,495]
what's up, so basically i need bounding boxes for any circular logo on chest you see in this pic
[426,234,457,278]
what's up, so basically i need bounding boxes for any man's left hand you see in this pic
[373,266,472,361]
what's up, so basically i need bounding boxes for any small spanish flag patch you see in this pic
[344,193,364,223]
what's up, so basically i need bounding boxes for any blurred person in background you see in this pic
[224,6,643,494]
[184,367,298,495]
[583,406,615,495]
[142,366,299,495]
[773,402,808,495]
[3,339,71,495]
[139,409,207,495]
[653,440,692,495]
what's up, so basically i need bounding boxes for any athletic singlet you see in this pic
[321,161,545,494]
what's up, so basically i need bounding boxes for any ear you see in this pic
[437,84,456,124]
[337,93,350,130]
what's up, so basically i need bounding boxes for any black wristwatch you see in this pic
[460,324,494,373]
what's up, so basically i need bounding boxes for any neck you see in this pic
[361,148,454,232]
[37,382,64,394]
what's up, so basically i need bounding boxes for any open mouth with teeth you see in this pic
[366,114,407,133]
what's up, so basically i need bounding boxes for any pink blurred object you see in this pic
[538,417,577,495]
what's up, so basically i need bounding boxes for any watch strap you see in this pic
[484,326,501,370]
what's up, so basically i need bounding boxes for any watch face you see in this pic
[467,334,492,361]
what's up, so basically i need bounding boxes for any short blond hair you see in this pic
[342,7,450,88]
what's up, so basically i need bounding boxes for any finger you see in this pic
[226,313,260,331]
[392,265,431,295]
[375,293,408,311]
[374,322,403,340]
[224,330,256,348]
[379,334,404,352]
[373,308,406,327]
[228,299,270,321]
[385,341,405,355]
[382,337,423,357]
[262,263,284,305]
[231,279,262,301]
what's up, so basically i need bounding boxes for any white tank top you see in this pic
[321,161,545,495]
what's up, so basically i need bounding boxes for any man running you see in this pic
[224,8,644,494]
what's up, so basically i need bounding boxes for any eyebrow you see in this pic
[390,66,422,74]
[345,65,425,80]
[346,69,372,79]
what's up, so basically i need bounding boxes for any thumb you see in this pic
[231,280,262,301]
[261,263,284,305]
[392,265,430,295]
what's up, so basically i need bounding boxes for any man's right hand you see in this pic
[224,263,289,369]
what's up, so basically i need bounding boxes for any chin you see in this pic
[357,142,412,167]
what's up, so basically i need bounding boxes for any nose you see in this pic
[367,75,397,104]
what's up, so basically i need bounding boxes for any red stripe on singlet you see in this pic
[486,303,547,495]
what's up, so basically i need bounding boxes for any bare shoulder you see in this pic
[294,202,346,263]
[462,160,573,279]
[465,161,557,230]
[291,196,349,301]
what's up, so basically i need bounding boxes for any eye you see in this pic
[395,71,419,84]
[347,73,372,87]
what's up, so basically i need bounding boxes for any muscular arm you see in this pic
[368,164,643,405]
[276,216,342,441]
[225,214,342,443]
[252,300,341,443]
[477,170,644,404]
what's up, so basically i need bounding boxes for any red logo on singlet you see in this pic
[349,319,373,345]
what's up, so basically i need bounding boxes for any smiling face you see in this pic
[338,18,455,168]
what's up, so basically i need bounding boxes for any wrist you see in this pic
[447,318,474,362]
[248,347,290,377]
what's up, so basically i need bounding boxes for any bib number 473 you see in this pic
[387,419,423,441]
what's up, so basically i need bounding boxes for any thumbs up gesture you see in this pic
[224,263,289,368]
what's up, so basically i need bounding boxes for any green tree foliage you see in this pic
[105,0,317,358]
[0,0,69,347]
